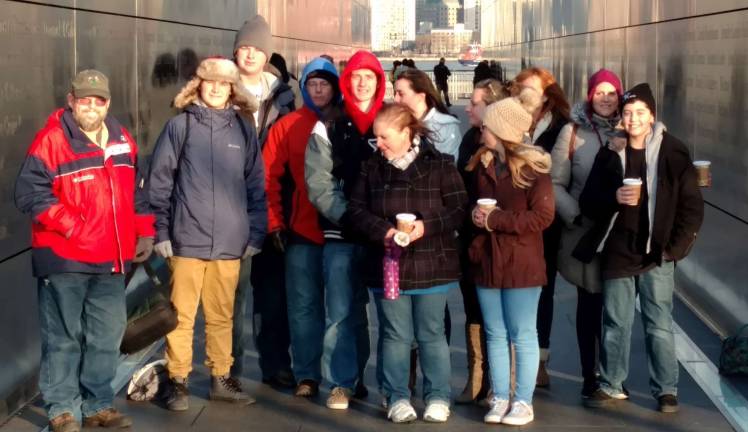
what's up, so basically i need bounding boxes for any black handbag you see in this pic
[120,261,178,354]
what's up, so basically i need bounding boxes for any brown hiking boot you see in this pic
[49,413,80,432]
[82,408,132,428]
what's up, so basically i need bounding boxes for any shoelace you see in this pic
[221,376,243,393]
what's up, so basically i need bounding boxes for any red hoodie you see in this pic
[340,50,387,134]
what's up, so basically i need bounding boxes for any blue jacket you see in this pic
[148,104,267,259]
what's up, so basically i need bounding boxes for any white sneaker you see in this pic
[423,400,450,423]
[484,397,510,424]
[502,400,534,425]
[387,399,417,423]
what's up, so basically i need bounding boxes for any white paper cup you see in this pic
[396,213,416,232]
[693,160,711,187]
[622,178,643,205]
[477,198,497,211]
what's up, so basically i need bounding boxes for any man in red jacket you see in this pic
[14,70,155,432]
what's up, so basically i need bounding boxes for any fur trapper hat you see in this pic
[173,56,258,114]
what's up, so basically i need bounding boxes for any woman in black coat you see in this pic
[348,104,467,423]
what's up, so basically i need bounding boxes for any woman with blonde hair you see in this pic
[467,88,555,425]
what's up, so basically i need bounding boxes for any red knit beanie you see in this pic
[587,68,622,103]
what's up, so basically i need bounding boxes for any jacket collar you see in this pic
[60,108,125,154]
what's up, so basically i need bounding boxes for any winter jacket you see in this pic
[148,104,267,260]
[552,103,619,226]
[246,70,296,146]
[305,50,386,241]
[15,108,155,277]
[263,58,342,244]
[433,63,451,87]
[468,158,555,288]
[575,124,704,267]
[423,108,461,163]
[348,139,467,290]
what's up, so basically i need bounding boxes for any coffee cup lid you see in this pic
[396,213,416,222]
[623,178,642,185]
[477,198,497,205]
[693,160,711,167]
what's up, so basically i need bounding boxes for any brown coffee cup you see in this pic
[693,161,711,187]
[622,178,642,206]
[396,213,416,232]
[477,198,497,212]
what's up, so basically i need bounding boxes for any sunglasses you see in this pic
[76,97,107,107]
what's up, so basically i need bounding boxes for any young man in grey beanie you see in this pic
[231,14,296,390]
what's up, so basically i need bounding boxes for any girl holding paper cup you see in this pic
[465,88,555,426]
[347,104,467,423]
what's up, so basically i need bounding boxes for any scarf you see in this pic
[387,136,421,170]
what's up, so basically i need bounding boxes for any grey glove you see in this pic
[242,245,261,259]
[154,240,173,258]
[133,237,155,263]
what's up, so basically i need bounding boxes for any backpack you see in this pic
[719,324,748,375]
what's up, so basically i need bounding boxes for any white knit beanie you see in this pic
[483,88,542,143]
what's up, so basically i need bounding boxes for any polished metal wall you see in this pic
[481,0,748,336]
[0,0,369,420]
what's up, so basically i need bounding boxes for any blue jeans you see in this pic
[322,242,369,389]
[374,293,451,404]
[285,243,325,382]
[599,262,678,398]
[38,273,126,420]
[477,286,541,403]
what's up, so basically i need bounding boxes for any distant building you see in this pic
[431,23,473,54]
[464,0,481,42]
[417,0,459,30]
[371,0,416,52]
[437,0,460,28]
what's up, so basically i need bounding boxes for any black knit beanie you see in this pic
[622,83,656,116]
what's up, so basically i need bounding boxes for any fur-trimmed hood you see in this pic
[570,102,620,132]
[173,58,259,115]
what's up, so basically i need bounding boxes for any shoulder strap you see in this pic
[175,113,190,177]
[568,123,579,160]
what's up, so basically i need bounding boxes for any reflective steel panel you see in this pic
[0,1,75,259]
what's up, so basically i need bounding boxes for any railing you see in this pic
[383,70,476,102]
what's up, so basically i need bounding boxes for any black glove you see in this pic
[134,237,155,263]
[269,230,287,253]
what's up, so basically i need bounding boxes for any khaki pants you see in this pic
[165,256,241,378]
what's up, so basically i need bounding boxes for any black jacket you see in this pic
[348,140,468,290]
[575,131,704,266]
[433,63,451,87]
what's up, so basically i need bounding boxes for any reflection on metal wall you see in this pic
[481,0,748,335]
[0,0,369,421]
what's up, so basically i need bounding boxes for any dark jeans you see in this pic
[576,287,603,380]
[537,218,561,353]
[38,273,126,420]
[437,83,451,106]
[232,244,292,378]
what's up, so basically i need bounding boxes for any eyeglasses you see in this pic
[306,81,332,90]
[76,97,107,107]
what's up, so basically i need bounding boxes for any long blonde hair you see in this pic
[502,140,551,189]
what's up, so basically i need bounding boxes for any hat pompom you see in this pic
[517,87,542,115]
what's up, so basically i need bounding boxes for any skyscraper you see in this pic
[371,0,416,52]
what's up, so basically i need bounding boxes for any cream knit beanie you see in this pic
[483,88,542,143]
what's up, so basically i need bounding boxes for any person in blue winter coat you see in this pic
[147,56,267,412]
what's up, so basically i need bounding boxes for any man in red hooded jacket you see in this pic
[305,50,386,410]
[14,70,155,432]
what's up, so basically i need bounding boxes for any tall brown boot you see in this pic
[536,349,550,388]
[510,344,517,396]
[408,347,418,395]
[456,323,486,404]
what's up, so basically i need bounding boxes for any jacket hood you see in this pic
[340,50,386,133]
[301,58,341,118]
